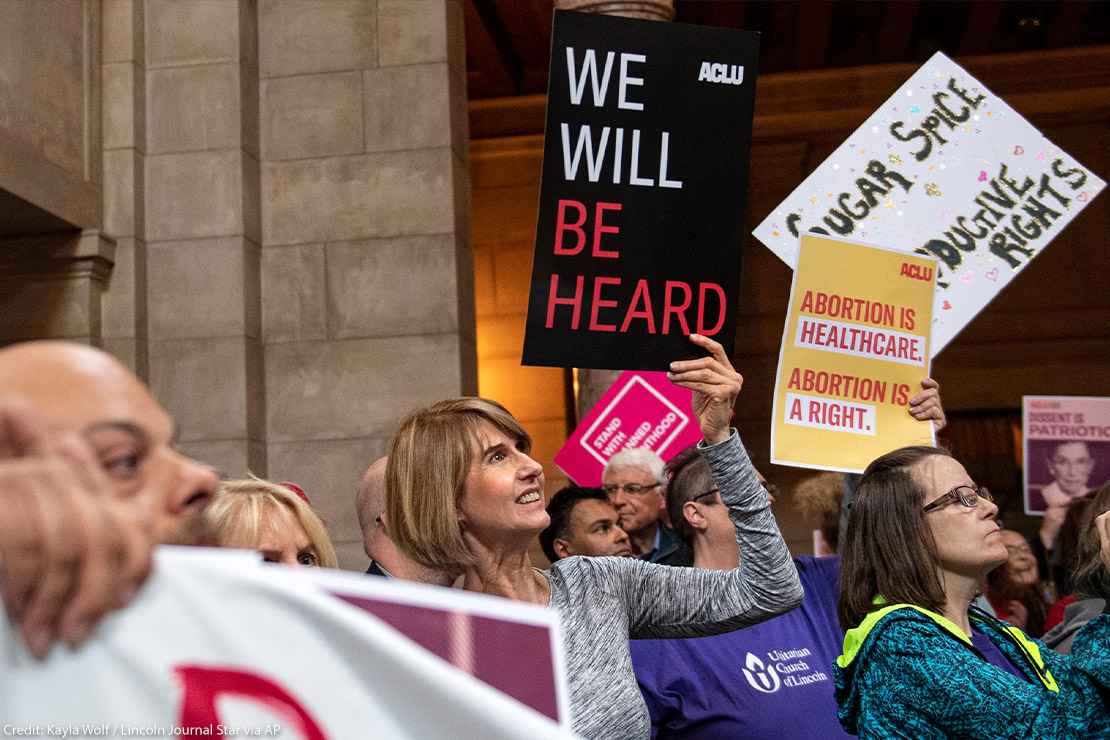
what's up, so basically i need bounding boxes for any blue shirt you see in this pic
[631,556,850,739]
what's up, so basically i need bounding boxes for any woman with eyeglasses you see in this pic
[385,335,803,739]
[835,445,1110,739]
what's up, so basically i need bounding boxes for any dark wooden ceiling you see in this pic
[464,0,1110,100]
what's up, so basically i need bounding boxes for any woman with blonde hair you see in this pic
[203,478,338,568]
[386,335,803,739]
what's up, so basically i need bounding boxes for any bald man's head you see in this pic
[0,341,217,543]
[356,456,389,556]
[354,455,452,586]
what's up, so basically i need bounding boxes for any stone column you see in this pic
[143,0,265,476]
[259,1,472,568]
[0,1,108,348]
[552,0,675,422]
[0,232,114,345]
[101,0,148,375]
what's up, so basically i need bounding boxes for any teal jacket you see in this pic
[834,603,1110,739]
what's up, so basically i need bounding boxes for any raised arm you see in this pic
[568,335,803,638]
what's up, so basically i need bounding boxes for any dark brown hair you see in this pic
[838,445,952,631]
[664,444,714,543]
[1071,481,1110,600]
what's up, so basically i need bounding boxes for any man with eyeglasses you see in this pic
[602,448,692,566]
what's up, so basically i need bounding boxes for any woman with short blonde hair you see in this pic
[385,335,803,739]
[203,478,338,568]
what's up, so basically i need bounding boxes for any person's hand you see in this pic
[909,377,946,432]
[0,398,154,658]
[1006,600,1029,630]
[1039,503,1069,550]
[1095,510,1110,572]
[667,334,743,446]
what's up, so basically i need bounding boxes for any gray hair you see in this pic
[604,447,666,484]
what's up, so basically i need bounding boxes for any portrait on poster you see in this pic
[1022,396,1110,516]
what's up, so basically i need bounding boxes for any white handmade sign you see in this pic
[0,548,575,739]
[752,52,1105,354]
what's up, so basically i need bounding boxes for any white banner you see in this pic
[1,548,576,739]
[753,52,1105,354]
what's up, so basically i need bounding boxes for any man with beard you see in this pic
[0,342,219,655]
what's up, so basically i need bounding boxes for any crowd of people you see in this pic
[1,337,1108,739]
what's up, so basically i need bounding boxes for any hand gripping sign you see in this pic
[555,371,704,486]
[753,52,1105,355]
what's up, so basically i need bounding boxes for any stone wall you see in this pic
[0,0,472,572]
[256,0,472,568]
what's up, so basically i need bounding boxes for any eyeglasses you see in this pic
[691,488,720,504]
[921,484,993,514]
[603,482,660,496]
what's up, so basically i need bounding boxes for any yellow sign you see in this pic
[771,234,937,473]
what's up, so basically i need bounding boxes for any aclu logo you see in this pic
[697,62,744,86]
[741,652,781,694]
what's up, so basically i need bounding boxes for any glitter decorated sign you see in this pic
[753,52,1105,355]
[771,234,936,473]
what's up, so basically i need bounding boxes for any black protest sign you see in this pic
[521,11,759,370]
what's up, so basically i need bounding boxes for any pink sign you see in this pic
[555,371,702,486]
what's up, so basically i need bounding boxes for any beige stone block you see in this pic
[266,436,390,543]
[333,540,369,572]
[146,150,244,241]
[262,71,362,161]
[378,0,447,66]
[101,237,146,339]
[177,439,257,479]
[476,314,525,359]
[478,359,564,422]
[102,62,139,150]
[492,246,533,315]
[103,0,143,63]
[326,235,458,339]
[450,153,471,255]
[0,277,98,342]
[240,60,261,160]
[147,64,240,153]
[259,0,376,78]
[263,149,454,246]
[146,0,240,68]
[363,64,450,153]
[148,336,253,441]
[265,333,468,442]
[147,237,260,340]
[103,149,142,239]
[101,336,144,376]
[242,152,262,244]
[262,244,327,343]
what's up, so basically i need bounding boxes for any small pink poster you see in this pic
[555,371,703,486]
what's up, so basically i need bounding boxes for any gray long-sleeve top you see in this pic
[545,430,804,738]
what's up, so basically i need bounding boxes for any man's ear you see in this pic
[553,538,572,560]
[682,501,708,533]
